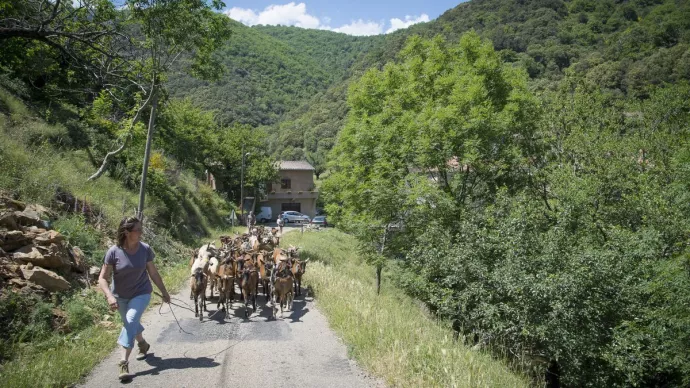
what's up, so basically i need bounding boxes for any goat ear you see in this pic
[303,259,309,263]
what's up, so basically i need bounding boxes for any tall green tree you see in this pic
[324,31,540,292]
[86,0,231,218]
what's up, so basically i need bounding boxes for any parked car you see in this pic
[256,206,272,223]
[279,211,310,223]
[311,215,328,227]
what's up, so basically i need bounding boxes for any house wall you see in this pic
[272,170,315,192]
[262,168,318,219]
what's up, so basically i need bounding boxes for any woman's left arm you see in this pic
[146,261,170,303]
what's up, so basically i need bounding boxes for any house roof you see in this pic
[277,161,315,171]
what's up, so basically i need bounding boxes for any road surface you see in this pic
[80,279,382,388]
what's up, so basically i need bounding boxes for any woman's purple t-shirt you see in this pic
[104,242,154,299]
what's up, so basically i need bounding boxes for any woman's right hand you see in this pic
[107,296,119,311]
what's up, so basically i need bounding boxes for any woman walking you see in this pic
[98,216,170,381]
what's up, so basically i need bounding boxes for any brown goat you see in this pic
[257,253,273,301]
[216,257,235,317]
[292,259,309,296]
[190,268,207,321]
[272,272,294,319]
[240,259,259,318]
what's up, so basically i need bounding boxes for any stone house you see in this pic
[259,161,318,219]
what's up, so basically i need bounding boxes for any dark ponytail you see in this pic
[116,216,140,247]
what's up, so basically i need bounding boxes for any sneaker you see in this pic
[118,360,131,381]
[136,341,150,360]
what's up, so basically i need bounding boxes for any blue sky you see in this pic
[223,1,466,36]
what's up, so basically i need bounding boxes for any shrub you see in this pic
[53,215,103,267]
[64,299,95,333]
[0,292,54,362]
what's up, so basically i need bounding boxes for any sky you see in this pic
[223,1,466,36]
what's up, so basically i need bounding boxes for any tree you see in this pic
[305,149,327,179]
[86,0,231,219]
[0,0,143,101]
[324,32,539,292]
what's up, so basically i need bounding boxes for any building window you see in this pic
[281,179,291,189]
[281,203,300,212]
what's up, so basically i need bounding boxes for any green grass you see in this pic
[282,229,530,388]
[0,325,118,388]
[0,116,148,232]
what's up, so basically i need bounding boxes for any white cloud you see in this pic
[226,2,321,28]
[333,19,383,36]
[225,3,427,36]
[226,7,260,25]
[386,14,430,33]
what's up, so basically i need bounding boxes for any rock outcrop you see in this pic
[20,264,71,292]
[0,196,90,296]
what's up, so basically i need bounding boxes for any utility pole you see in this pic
[240,144,244,225]
[137,89,158,220]
[240,145,250,225]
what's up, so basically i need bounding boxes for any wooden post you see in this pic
[376,226,388,295]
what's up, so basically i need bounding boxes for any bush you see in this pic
[64,299,95,333]
[0,292,54,362]
[53,215,103,267]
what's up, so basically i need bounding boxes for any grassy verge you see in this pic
[282,229,530,388]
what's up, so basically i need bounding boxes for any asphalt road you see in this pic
[80,269,381,387]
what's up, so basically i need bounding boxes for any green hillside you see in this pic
[166,21,381,127]
[255,0,690,169]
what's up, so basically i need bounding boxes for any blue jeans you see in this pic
[116,293,151,349]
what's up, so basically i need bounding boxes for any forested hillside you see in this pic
[164,1,690,172]
[242,0,689,170]
[167,21,381,128]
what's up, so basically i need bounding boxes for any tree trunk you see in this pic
[375,265,382,295]
[136,88,158,219]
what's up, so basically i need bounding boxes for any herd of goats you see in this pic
[188,226,308,320]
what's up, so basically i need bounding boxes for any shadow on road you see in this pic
[131,354,219,378]
[229,297,275,321]
[287,296,310,322]
[198,284,315,323]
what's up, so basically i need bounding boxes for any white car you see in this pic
[280,211,310,224]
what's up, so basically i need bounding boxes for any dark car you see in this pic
[311,215,328,227]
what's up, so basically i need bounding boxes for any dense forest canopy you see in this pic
[317,1,690,386]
